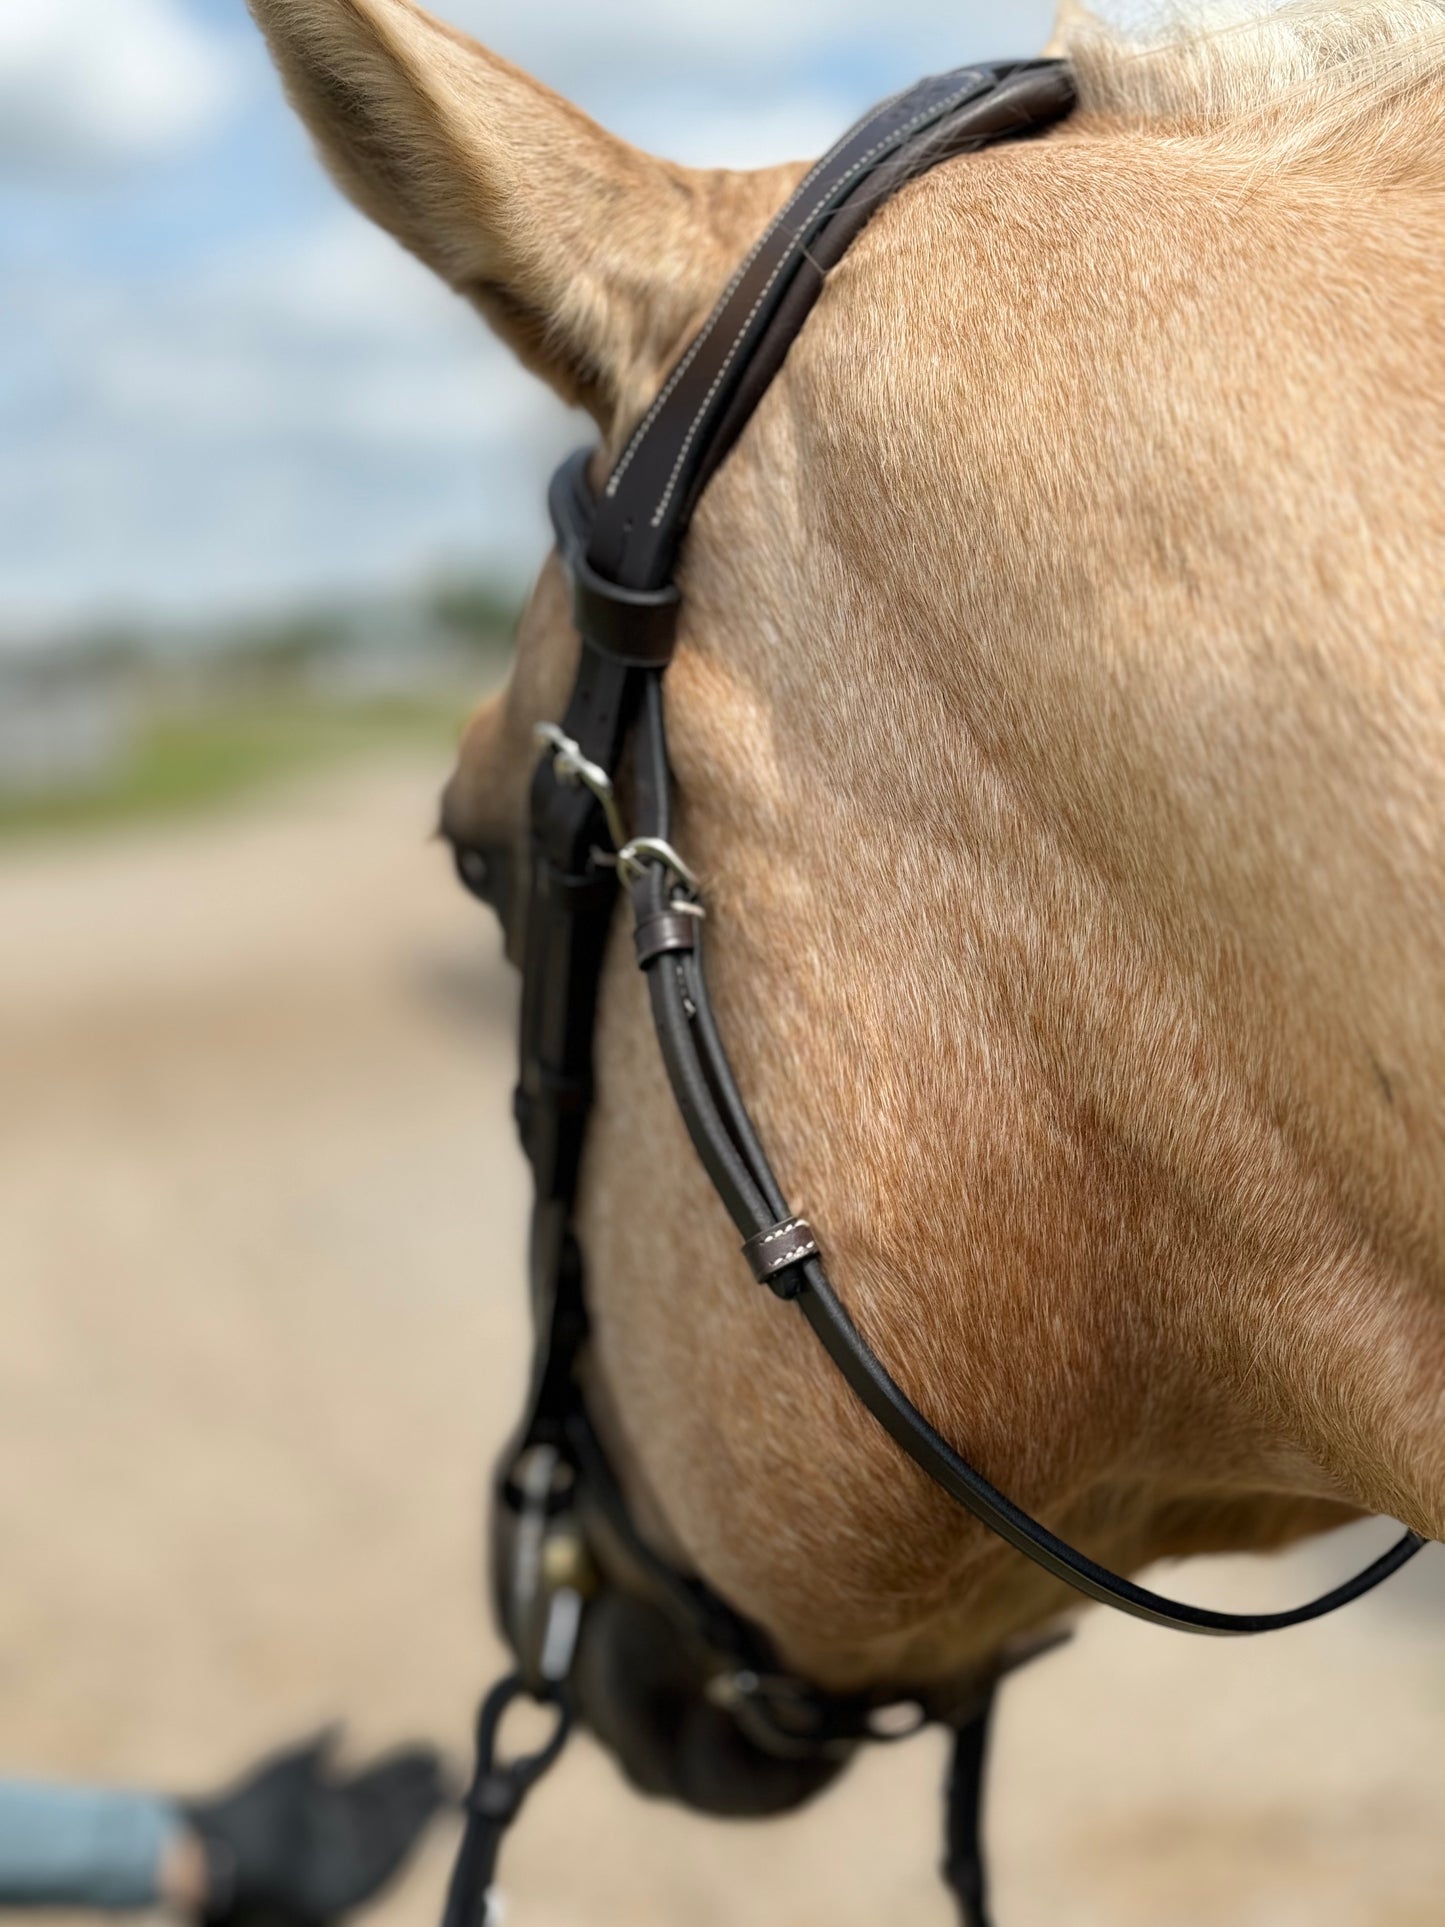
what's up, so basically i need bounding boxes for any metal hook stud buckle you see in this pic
[533,723,628,853]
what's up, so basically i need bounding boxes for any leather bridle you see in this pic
[442,57,1427,1927]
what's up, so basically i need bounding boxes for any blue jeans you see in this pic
[0,1781,183,1910]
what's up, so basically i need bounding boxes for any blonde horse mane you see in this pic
[1052,0,1445,171]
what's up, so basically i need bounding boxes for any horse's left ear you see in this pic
[247,0,785,423]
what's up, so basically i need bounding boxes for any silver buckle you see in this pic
[616,836,703,902]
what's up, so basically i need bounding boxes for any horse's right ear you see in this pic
[247,0,786,424]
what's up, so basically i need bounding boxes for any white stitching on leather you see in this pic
[643,75,985,532]
[603,147,842,499]
[757,1219,808,1246]
[606,74,983,515]
[749,1219,820,1273]
[768,1244,817,1268]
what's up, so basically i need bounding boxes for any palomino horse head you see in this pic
[250,0,1445,1814]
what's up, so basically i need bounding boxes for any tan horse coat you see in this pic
[248,0,1445,1691]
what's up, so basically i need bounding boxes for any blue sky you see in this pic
[0,0,1061,646]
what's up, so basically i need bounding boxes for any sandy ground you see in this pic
[3,754,1443,1927]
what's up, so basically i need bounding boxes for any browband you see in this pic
[586,59,1081,597]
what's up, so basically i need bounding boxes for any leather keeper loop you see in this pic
[743,1217,821,1289]
[634,910,699,969]
[568,553,681,668]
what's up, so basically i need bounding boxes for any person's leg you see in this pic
[0,1781,187,1910]
[0,1737,442,1920]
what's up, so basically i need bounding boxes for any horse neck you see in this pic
[648,150,1443,1582]
[687,125,1445,1284]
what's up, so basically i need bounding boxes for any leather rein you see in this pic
[442,58,1426,1927]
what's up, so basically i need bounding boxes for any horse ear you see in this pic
[246,0,776,422]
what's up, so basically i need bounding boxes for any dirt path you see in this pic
[3,758,1442,1927]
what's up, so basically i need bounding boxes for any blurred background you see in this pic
[3,3,1443,1925]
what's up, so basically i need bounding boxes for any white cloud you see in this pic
[438,0,1061,160]
[0,208,575,637]
[0,0,1073,637]
[618,90,872,171]
[207,217,491,348]
[442,0,1047,73]
[0,0,238,172]
[84,215,550,451]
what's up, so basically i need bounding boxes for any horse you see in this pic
[247,0,1445,1884]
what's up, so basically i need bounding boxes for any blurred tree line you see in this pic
[0,574,523,835]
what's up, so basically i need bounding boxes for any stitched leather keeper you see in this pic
[568,553,681,668]
[634,910,698,968]
[743,1217,821,1285]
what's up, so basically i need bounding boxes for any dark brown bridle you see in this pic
[443,57,1425,1927]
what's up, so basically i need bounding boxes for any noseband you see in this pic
[444,57,1425,1927]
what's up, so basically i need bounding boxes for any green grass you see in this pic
[0,694,469,841]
